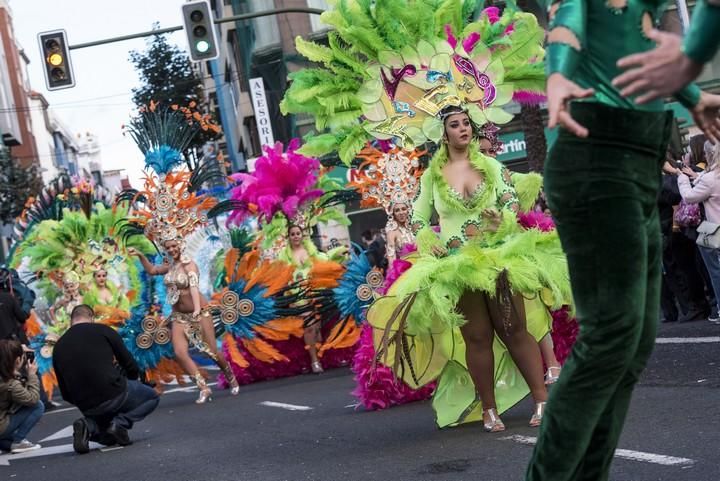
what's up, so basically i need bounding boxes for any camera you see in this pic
[25,351,35,364]
[675,161,684,169]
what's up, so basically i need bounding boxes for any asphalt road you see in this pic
[2,319,718,481]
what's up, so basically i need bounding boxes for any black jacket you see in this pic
[53,323,140,411]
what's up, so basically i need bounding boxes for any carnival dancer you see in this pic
[10,187,145,398]
[213,139,352,375]
[526,2,720,480]
[120,103,239,403]
[282,2,569,429]
[347,146,436,409]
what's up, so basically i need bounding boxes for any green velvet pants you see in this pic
[526,102,673,481]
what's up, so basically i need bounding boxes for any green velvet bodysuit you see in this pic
[547,0,701,110]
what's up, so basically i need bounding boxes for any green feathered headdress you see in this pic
[281,1,546,165]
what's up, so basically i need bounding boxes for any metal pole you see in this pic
[675,0,691,33]
[68,7,324,50]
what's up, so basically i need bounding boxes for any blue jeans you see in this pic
[0,401,45,451]
[698,246,720,312]
[83,380,159,435]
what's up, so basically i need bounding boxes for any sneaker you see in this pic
[106,423,131,446]
[73,418,90,454]
[10,439,41,454]
[709,315,720,324]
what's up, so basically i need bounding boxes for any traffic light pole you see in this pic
[68,7,323,50]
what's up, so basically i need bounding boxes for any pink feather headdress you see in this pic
[227,139,323,226]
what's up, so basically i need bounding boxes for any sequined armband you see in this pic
[188,271,200,288]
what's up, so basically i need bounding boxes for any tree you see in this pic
[129,25,220,157]
[0,147,43,225]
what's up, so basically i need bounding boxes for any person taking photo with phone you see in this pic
[0,339,44,453]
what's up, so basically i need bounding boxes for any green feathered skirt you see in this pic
[368,228,571,427]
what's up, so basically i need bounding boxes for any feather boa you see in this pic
[351,323,435,410]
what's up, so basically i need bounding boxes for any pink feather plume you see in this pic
[227,139,323,225]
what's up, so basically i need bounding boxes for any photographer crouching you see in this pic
[53,305,159,454]
[0,339,43,453]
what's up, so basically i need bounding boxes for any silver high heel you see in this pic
[193,373,213,404]
[545,366,561,385]
[483,408,506,432]
[222,365,240,395]
[311,361,324,374]
[530,402,546,427]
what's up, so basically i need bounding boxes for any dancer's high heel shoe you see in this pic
[311,361,324,374]
[529,402,546,427]
[221,365,240,395]
[545,366,561,385]
[483,408,506,432]
[193,373,213,404]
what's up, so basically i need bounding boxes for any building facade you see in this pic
[0,0,39,169]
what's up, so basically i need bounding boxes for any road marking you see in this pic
[0,442,104,466]
[259,401,313,411]
[345,403,360,409]
[656,336,720,344]
[163,382,218,394]
[45,407,77,416]
[40,426,73,442]
[501,435,695,467]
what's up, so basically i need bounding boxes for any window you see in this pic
[308,0,330,32]
[250,0,281,51]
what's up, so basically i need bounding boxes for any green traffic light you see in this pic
[196,40,210,53]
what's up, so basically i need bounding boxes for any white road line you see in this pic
[45,407,77,416]
[40,426,73,442]
[162,382,218,394]
[345,403,360,409]
[0,442,105,466]
[259,401,313,411]
[501,435,695,467]
[656,337,720,344]
[45,381,219,417]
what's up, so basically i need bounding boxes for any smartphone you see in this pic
[25,351,35,363]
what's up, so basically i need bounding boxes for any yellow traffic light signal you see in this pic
[38,30,75,90]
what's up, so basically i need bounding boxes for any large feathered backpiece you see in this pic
[281,0,546,164]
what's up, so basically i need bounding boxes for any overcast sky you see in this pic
[10,0,192,187]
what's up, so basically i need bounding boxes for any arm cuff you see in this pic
[547,42,582,78]
[675,83,702,109]
[683,2,720,64]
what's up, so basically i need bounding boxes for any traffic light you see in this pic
[182,0,219,62]
[38,30,75,90]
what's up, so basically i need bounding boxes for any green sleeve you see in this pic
[683,0,720,64]
[411,169,433,233]
[496,167,521,213]
[546,0,586,78]
[411,170,442,254]
[675,83,701,109]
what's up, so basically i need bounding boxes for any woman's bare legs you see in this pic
[304,324,323,373]
[198,313,239,394]
[171,322,212,403]
[458,291,503,430]
[538,335,561,384]
[485,294,548,403]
